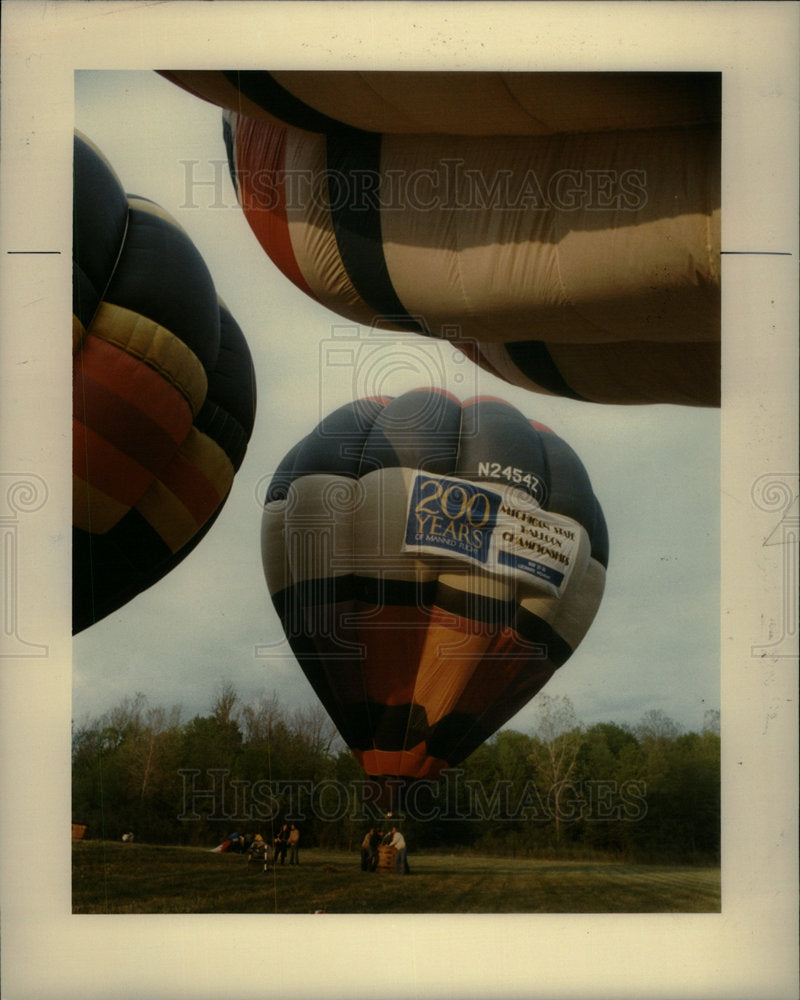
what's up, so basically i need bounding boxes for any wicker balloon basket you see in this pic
[376,845,396,871]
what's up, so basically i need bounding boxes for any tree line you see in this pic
[72,684,719,863]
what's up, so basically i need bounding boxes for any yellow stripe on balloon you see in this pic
[135,479,200,553]
[178,426,235,499]
[90,302,208,416]
[135,428,234,552]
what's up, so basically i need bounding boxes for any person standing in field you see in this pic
[390,827,408,875]
[368,827,381,871]
[360,828,373,871]
[288,824,300,865]
[274,823,289,865]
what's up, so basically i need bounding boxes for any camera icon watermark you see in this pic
[318,319,479,429]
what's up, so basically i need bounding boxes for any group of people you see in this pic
[360,826,409,874]
[219,825,300,867]
[272,823,301,866]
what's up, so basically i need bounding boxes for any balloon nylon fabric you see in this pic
[73,133,257,633]
[263,389,608,783]
[161,70,720,136]
[165,69,721,406]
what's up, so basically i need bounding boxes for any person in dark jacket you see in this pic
[360,828,375,871]
[288,824,300,865]
[274,824,290,864]
[368,828,382,870]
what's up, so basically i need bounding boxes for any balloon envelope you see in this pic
[164,70,721,406]
[73,132,257,633]
[263,389,608,786]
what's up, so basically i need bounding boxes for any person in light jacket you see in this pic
[389,827,408,874]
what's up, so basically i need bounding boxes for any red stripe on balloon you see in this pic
[235,116,314,298]
[75,336,192,453]
[355,603,430,704]
[158,450,226,526]
[439,627,540,717]
[73,419,154,507]
[357,747,449,781]
[74,372,188,475]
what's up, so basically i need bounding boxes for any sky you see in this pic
[72,69,721,737]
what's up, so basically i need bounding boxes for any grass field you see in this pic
[73,841,720,914]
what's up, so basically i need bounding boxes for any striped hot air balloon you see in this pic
[262,389,608,803]
[162,70,720,406]
[72,132,257,633]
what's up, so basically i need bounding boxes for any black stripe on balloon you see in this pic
[194,401,250,471]
[278,637,368,750]
[590,505,610,569]
[212,306,257,439]
[272,575,360,621]
[514,605,572,665]
[433,581,572,663]
[427,713,493,765]
[505,340,587,402]
[434,582,518,631]
[275,576,440,621]
[267,398,389,500]
[349,576,572,664]
[221,71,367,137]
[355,576,440,610]
[338,701,429,753]
[73,270,100,330]
[72,515,171,633]
[222,115,237,193]
[325,132,426,334]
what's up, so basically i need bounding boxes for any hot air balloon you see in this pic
[73,132,257,633]
[162,70,720,406]
[262,388,608,804]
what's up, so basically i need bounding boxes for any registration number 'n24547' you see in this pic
[477,462,544,495]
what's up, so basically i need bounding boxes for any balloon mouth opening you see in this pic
[360,771,448,815]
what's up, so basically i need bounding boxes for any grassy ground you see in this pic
[73,841,720,914]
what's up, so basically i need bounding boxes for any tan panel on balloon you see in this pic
[548,339,720,406]
[262,474,357,595]
[353,467,441,584]
[380,134,598,344]
[380,128,718,346]
[554,125,720,343]
[282,129,381,328]
[270,71,719,136]
[547,557,606,653]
